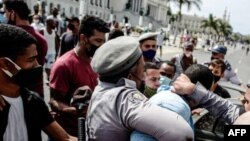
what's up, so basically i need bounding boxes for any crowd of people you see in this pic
[0,0,250,141]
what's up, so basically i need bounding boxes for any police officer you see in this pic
[210,45,242,85]
[138,32,161,65]
[86,36,193,141]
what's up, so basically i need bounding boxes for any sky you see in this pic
[171,0,250,35]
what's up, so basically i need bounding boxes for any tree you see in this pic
[170,0,202,21]
[217,19,233,41]
[201,14,219,35]
[168,0,202,45]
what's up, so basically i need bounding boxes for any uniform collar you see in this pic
[99,78,137,89]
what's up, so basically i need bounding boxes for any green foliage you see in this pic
[169,0,202,21]
[201,14,219,34]
[217,19,233,37]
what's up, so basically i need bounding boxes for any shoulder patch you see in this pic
[225,61,232,71]
[128,92,146,103]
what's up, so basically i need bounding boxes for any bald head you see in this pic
[234,111,250,125]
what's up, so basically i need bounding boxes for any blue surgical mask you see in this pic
[143,49,156,60]
[0,14,8,24]
[159,75,171,86]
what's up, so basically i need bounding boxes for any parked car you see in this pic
[192,82,246,141]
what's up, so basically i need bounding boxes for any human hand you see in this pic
[171,74,195,95]
[66,136,78,141]
[191,108,204,115]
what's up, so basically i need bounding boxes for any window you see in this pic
[90,11,93,15]
[107,0,110,9]
[75,8,79,15]
[99,0,102,7]
[95,0,98,6]
[49,3,54,14]
[90,0,94,5]
[57,4,61,11]
[70,6,73,14]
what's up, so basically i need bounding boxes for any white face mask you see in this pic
[1,57,21,78]
[184,50,192,58]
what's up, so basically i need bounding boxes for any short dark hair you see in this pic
[4,0,31,20]
[108,29,124,40]
[79,15,110,38]
[0,24,37,60]
[184,64,214,89]
[160,60,176,73]
[52,7,58,17]
[69,16,80,23]
[144,62,159,71]
[209,59,226,73]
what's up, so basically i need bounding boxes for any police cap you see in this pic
[212,45,227,55]
[138,32,158,43]
[91,36,142,77]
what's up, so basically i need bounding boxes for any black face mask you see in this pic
[12,66,43,88]
[213,74,221,83]
[86,44,99,57]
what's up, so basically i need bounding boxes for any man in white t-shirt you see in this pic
[43,17,58,82]
[0,24,76,141]
[31,15,45,33]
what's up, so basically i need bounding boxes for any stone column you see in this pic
[79,0,87,20]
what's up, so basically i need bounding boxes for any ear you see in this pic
[0,58,8,69]
[79,34,87,46]
[10,10,15,19]
[0,58,13,77]
[0,58,19,76]
[127,73,133,80]
[221,73,224,78]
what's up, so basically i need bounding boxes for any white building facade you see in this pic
[24,0,218,33]
[25,0,112,21]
